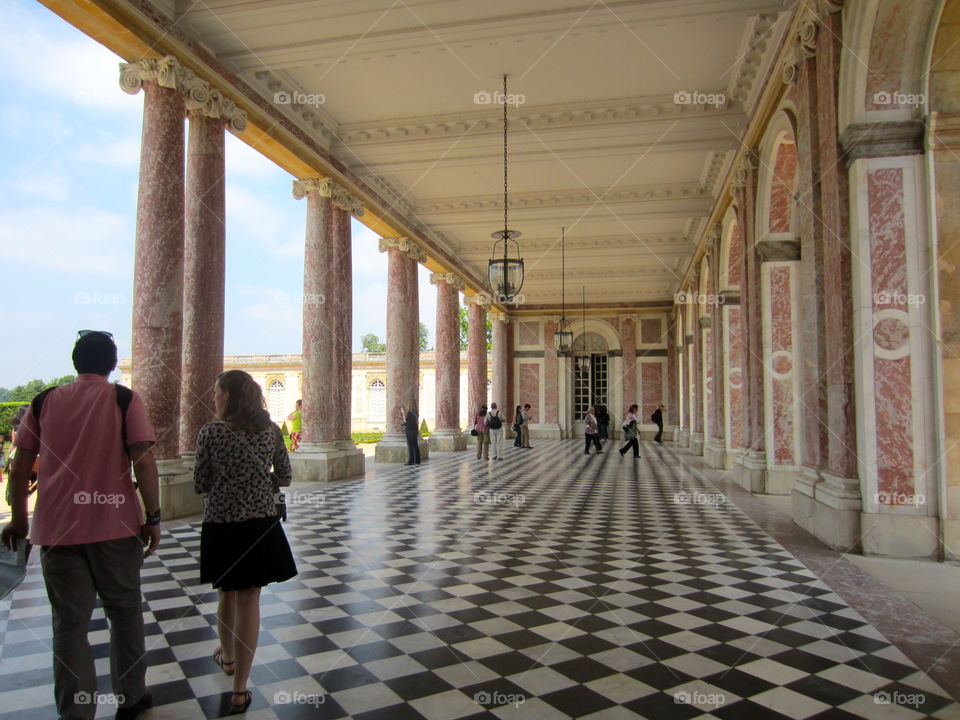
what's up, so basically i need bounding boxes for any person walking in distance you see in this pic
[520,403,533,448]
[512,405,523,448]
[194,370,297,714]
[584,406,603,455]
[1,330,161,720]
[619,404,641,459]
[487,403,506,459]
[474,405,490,460]
[652,403,666,444]
[401,404,421,465]
[596,405,610,443]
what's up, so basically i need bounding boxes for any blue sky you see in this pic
[0,0,440,388]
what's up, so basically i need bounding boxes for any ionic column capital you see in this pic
[705,222,722,245]
[292,178,364,217]
[465,293,490,307]
[489,311,510,323]
[120,56,247,134]
[378,236,427,263]
[430,272,465,290]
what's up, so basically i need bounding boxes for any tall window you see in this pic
[369,379,385,422]
[573,355,608,418]
[268,380,285,420]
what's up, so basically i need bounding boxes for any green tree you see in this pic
[419,323,430,352]
[361,333,386,353]
[458,305,492,351]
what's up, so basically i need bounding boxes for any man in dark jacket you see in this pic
[401,404,421,465]
[652,403,665,443]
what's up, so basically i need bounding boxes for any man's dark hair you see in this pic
[524,404,531,409]
[72,332,118,376]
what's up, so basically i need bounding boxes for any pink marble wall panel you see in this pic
[642,362,662,419]
[728,220,743,287]
[770,265,796,465]
[621,318,637,414]
[519,362,540,420]
[641,318,663,344]
[865,1,917,111]
[543,320,559,423]
[702,328,713,439]
[519,321,540,347]
[727,306,745,449]
[769,141,798,233]
[868,167,914,501]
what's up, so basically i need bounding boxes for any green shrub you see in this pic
[351,431,383,444]
[0,402,28,438]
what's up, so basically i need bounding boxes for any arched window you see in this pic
[268,380,285,420]
[369,379,385,422]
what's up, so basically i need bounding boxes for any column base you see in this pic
[689,432,705,456]
[860,512,939,559]
[704,438,727,469]
[734,449,767,493]
[792,469,862,552]
[676,429,690,447]
[764,466,798,495]
[428,429,468,452]
[944,519,960,562]
[375,434,431,463]
[161,457,204,520]
[530,423,563,440]
[290,443,365,483]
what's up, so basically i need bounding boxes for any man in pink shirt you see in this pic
[1,331,161,720]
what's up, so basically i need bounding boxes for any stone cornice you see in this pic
[430,272,465,290]
[292,178,365,217]
[840,121,925,163]
[465,294,490,306]
[378,236,427,263]
[928,112,960,152]
[728,13,780,104]
[701,151,731,197]
[119,55,247,135]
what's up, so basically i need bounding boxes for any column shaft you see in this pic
[433,279,460,431]
[491,316,509,412]
[301,192,336,446]
[132,81,185,460]
[331,206,353,443]
[467,301,487,415]
[386,247,420,428]
[180,112,224,455]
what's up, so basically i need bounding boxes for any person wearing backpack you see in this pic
[1,330,161,720]
[651,403,665,443]
[487,403,506,460]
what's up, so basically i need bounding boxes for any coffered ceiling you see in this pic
[103,0,793,307]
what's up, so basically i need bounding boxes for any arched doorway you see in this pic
[570,331,609,434]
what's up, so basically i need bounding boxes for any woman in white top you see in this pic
[583,407,603,455]
[486,403,506,459]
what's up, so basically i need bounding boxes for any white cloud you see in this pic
[72,135,141,169]
[0,206,131,273]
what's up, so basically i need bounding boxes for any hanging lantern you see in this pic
[488,74,524,301]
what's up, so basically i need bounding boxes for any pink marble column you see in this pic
[331,204,354,445]
[180,111,225,455]
[667,313,678,428]
[375,238,425,462]
[467,298,488,416]
[122,63,186,461]
[294,181,337,447]
[430,273,466,450]
[543,319,559,426]
[491,312,510,412]
[620,316,638,418]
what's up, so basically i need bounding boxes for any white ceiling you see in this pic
[162,0,789,307]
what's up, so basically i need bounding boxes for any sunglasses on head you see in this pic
[77,330,114,340]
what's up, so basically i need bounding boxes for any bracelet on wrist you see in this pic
[145,509,161,526]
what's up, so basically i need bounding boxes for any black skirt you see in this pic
[200,515,298,591]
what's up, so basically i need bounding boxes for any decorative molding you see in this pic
[756,239,801,262]
[378,236,427,263]
[490,311,510,323]
[415,183,708,215]
[705,222,722,245]
[928,112,960,152]
[637,348,669,357]
[782,47,800,85]
[798,13,819,58]
[728,13,780,103]
[840,121,925,163]
[465,294,490,306]
[731,148,759,191]
[699,316,713,330]
[820,0,844,13]
[514,350,545,358]
[119,55,247,135]
[701,151,731,197]
[250,70,338,146]
[292,178,365,217]
[719,291,741,305]
[337,97,744,146]
[430,272,465,290]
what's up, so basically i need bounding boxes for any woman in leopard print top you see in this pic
[193,369,297,713]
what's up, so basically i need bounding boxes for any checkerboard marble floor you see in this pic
[2,441,958,719]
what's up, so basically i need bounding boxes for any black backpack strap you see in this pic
[114,384,133,461]
[30,387,57,430]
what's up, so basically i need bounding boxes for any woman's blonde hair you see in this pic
[216,370,273,434]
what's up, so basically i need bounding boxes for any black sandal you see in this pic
[213,647,235,676]
[229,690,252,714]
